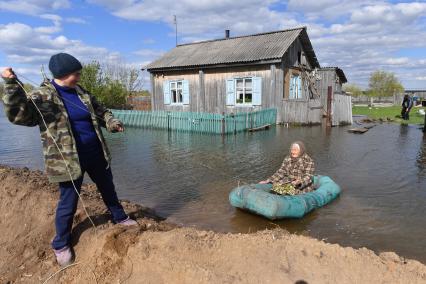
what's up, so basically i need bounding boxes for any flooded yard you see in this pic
[1,105,425,263]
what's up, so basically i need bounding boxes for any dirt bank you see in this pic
[1,165,425,284]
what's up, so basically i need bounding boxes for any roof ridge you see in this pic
[177,26,307,47]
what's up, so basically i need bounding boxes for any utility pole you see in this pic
[173,15,178,47]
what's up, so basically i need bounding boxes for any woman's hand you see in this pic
[259,180,270,184]
[109,119,125,133]
[1,67,16,79]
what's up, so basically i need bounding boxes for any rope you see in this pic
[42,262,81,284]
[41,261,99,284]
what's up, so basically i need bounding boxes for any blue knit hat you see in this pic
[48,53,83,78]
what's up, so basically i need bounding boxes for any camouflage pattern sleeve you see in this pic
[88,92,122,132]
[1,77,39,127]
[88,92,110,128]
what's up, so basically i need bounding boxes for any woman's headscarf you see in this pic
[289,141,306,158]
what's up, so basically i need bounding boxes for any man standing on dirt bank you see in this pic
[1,53,137,267]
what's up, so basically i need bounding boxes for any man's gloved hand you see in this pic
[107,118,125,133]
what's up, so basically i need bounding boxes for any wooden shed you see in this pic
[146,26,350,125]
[316,67,352,125]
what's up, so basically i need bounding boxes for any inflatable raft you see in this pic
[229,176,341,220]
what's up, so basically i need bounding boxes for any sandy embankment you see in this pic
[1,165,425,284]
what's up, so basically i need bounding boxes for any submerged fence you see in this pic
[111,108,277,135]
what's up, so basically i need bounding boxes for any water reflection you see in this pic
[418,134,426,176]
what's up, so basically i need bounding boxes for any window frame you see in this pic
[234,77,253,106]
[289,73,303,100]
[169,80,184,105]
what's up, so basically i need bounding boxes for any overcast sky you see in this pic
[1,0,426,89]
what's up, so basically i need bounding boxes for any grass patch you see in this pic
[352,106,426,125]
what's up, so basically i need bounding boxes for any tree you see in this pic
[368,70,404,105]
[0,82,4,96]
[79,60,146,109]
[80,61,128,109]
[102,60,145,95]
[343,83,363,97]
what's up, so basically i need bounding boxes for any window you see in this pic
[289,74,302,99]
[170,80,183,104]
[235,78,253,105]
[226,77,261,106]
[163,80,189,105]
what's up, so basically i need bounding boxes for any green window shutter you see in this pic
[252,77,262,105]
[182,80,190,105]
[163,81,171,105]
[226,79,235,106]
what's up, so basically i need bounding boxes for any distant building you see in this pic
[147,27,351,125]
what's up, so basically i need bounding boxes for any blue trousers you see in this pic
[52,151,128,250]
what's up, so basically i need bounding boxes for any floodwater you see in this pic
[1,104,426,263]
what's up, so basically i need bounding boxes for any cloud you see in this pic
[64,17,87,24]
[143,38,156,44]
[2,0,426,88]
[87,0,426,87]
[133,49,164,58]
[0,0,70,15]
[89,0,297,40]
[0,22,119,70]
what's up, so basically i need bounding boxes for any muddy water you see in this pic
[1,104,426,262]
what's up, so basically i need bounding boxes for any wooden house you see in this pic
[146,27,351,125]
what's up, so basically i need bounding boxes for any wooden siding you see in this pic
[332,94,353,125]
[282,37,312,70]
[280,99,322,124]
[151,64,284,115]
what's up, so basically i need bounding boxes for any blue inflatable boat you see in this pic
[229,176,341,220]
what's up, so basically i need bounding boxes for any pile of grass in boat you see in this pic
[229,176,341,220]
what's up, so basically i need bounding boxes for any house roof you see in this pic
[147,27,320,71]
[319,67,348,84]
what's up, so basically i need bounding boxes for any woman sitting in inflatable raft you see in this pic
[229,140,341,219]
[259,141,315,195]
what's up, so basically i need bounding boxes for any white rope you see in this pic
[42,262,81,284]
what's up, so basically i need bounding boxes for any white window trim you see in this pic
[235,77,253,107]
[169,80,184,105]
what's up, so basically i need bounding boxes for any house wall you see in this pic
[150,36,325,125]
[151,64,283,115]
[316,69,343,108]
[332,94,353,125]
[280,38,322,124]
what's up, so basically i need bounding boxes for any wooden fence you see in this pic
[111,108,277,135]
